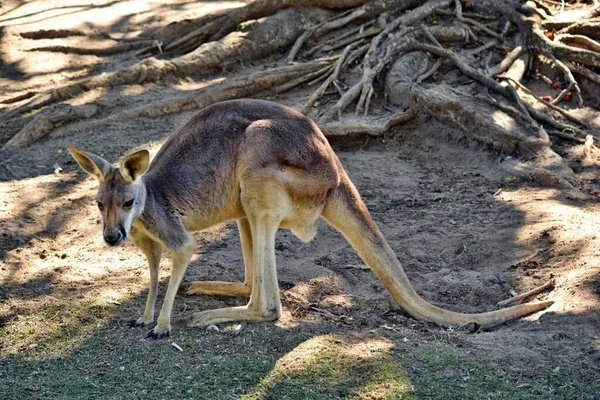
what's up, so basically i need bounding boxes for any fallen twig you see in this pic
[497,280,555,307]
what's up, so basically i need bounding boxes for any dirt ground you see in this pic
[1,1,599,399]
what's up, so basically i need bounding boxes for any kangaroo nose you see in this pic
[104,231,123,246]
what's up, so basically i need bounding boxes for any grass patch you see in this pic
[0,293,597,400]
[401,343,598,400]
[241,334,414,399]
[0,294,119,359]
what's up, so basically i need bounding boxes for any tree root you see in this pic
[554,21,600,39]
[6,61,333,148]
[20,29,85,39]
[1,9,309,123]
[488,46,525,77]
[40,64,410,144]
[409,42,531,116]
[271,63,335,94]
[1,0,596,196]
[2,104,101,150]
[565,61,600,86]
[500,156,574,189]
[322,0,452,120]
[136,7,237,53]
[557,34,600,54]
[503,76,590,131]
[160,0,369,55]
[319,110,416,136]
[27,41,155,56]
[312,0,424,38]
[0,91,36,105]
[301,42,358,114]
[453,0,503,41]
[5,57,412,148]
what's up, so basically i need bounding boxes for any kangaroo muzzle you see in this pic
[104,227,126,246]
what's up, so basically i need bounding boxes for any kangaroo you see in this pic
[67,99,553,339]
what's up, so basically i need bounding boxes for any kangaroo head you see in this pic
[66,145,149,246]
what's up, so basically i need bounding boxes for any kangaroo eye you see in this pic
[96,201,104,210]
[123,199,134,208]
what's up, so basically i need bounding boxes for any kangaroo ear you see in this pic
[66,145,113,181]
[119,149,150,182]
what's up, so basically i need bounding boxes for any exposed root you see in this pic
[311,0,423,38]
[1,10,309,123]
[554,21,600,39]
[38,61,334,143]
[343,42,370,67]
[323,0,452,120]
[301,43,358,114]
[136,7,236,55]
[557,34,600,53]
[27,41,155,56]
[503,76,590,131]
[417,58,442,82]
[355,0,451,115]
[565,61,600,85]
[161,0,369,55]
[288,29,315,63]
[315,26,380,54]
[436,9,496,20]
[20,29,85,39]
[2,0,597,184]
[319,110,416,136]
[290,8,363,61]
[453,0,503,41]
[545,54,583,105]
[488,46,526,76]
[408,42,531,116]
[2,104,101,150]
[500,157,574,189]
[0,91,36,105]
[272,63,335,94]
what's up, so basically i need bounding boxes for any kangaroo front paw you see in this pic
[129,317,153,328]
[146,325,171,340]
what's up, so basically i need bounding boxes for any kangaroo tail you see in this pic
[321,176,553,328]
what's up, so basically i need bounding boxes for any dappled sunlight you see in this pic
[277,272,357,328]
[0,159,245,360]
[497,187,600,316]
[120,85,148,98]
[241,334,414,399]
[0,0,243,29]
[0,170,147,357]
[1,0,599,396]
[0,0,244,105]
[491,110,516,131]
[0,294,120,359]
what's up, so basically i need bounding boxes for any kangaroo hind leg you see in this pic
[188,184,284,327]
[185,218,253,297]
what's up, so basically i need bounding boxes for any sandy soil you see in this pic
[0,0,599,396]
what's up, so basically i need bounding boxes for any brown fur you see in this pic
[67,99,553,339]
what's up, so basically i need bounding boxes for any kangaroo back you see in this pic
[322,174,553,328]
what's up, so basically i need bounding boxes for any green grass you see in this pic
[241,335,414,399]
[1,295,598,399]
[0,294,118,359]
[402,343,598,400]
